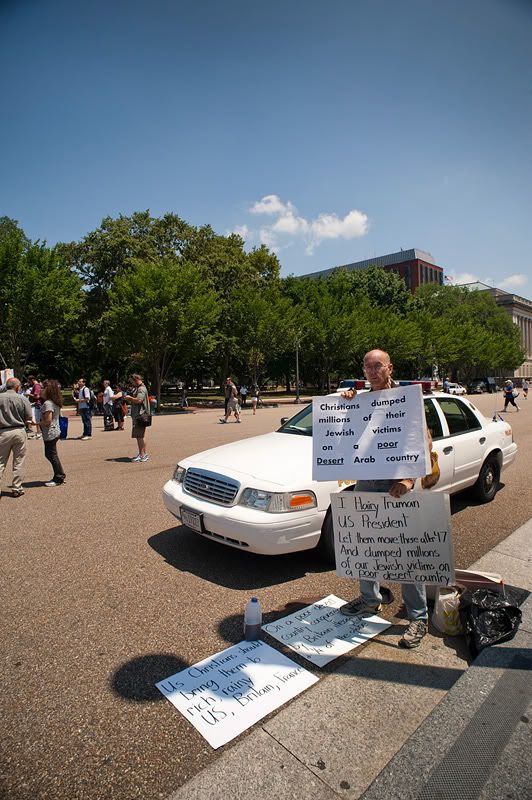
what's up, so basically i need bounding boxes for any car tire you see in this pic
[317,509,336,564]
[472,455,500,503]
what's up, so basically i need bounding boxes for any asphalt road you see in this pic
[1,394,530,800]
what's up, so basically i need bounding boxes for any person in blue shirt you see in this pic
[503,380,519,412]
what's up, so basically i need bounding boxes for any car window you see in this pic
[278,403,313,436]
[436,397,482,435]
[423,399,444,440]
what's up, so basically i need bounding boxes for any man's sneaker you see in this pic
[81,436,91,440]
[140,454,150,462]
[45,481,62,487]
[219,418,227,423]
[340,597,383,617]
[12,489,25,497]
[131,455,142,462]
[399,620,428,649]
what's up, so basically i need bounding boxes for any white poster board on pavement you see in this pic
[331,490,454,586]
[312,384,430,481]
[156,640,318,749]
[262,595,391,667]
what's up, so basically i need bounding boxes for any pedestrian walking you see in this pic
[522,379,528,399]
[251,384,260,415]
[0,377,34,497]
[240,384,248,406]
[502,379,520,412]
[39,379,66,486]
[220,378,241,423]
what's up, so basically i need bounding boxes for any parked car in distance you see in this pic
[469,377,497,394]
[162,391,517,561]
[447,382,467,395]
[337,378,370,390]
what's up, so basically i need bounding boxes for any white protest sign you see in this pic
[156,640,318,749]
[1,368,14,385]
[312,384,430,481]
[332,490,454,586]
[262,595,391,667]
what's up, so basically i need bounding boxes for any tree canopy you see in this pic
[1,214,526,390]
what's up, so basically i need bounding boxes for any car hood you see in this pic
[180,431,313,489]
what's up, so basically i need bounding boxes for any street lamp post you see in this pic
[295,339,300,403]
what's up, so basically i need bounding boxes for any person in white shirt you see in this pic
[74,377,92,439]
[102,380,115,430]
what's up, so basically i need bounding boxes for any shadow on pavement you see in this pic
[111,653,189,701]
[148,526,330,590]
[105,457,134,463]
[449,483,506,514]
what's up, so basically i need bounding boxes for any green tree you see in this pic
[101,258,220,402]
[0,224,84,377]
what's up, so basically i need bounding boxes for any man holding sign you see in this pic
[338,349,438,649]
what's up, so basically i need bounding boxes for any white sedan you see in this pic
[162,392,517,560]
[447,382,467,395]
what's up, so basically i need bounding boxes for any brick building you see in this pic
[304,248,445,292]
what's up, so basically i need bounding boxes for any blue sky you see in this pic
[1,0,531,289]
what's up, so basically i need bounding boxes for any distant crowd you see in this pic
[0,373,153,498]
[0,373,265,498]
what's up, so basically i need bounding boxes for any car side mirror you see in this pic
[280,417,289,425]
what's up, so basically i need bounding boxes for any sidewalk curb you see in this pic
[164,519,532,800]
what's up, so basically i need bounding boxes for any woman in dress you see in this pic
[40,379,66,487]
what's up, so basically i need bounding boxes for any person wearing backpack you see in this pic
[75,377,92,439]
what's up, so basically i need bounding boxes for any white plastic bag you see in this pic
[432,587,463,636]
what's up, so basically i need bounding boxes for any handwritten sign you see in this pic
[332,490,454,586]
[262,595,391,667]
[156,640,318,749]
[312,385,430,481]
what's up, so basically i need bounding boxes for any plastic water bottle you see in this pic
[244,597,262,641]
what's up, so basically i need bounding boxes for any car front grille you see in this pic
[183,468,240,506]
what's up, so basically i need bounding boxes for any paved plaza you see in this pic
[1,397,531,800]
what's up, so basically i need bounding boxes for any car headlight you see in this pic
[173,465,186,483]
[239,488,317,513]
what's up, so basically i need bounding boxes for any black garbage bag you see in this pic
[459,588,522,657]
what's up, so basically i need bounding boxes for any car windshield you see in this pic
[277,403,313,436]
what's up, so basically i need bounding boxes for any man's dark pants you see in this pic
[80,408,92,437]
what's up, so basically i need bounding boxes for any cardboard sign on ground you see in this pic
[312,384,430,481]
[262,594,391,667]
[156,640,318,749]
[332,490,454,586]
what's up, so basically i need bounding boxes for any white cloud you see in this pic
[498,273,527,290]
[232,224,250,240]
[244,194,369,255]
[249,194,294,216]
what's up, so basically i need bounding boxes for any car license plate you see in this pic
[181,507,203,533]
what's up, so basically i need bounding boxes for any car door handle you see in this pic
[479,436,486,444]
[443,446,453,454]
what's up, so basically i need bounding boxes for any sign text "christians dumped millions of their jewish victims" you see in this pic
[312,384,430,481]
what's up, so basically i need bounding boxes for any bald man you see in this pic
[0,378,33,497]
[339,349,430,649]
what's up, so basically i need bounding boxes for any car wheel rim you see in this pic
[484,467,495,491]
